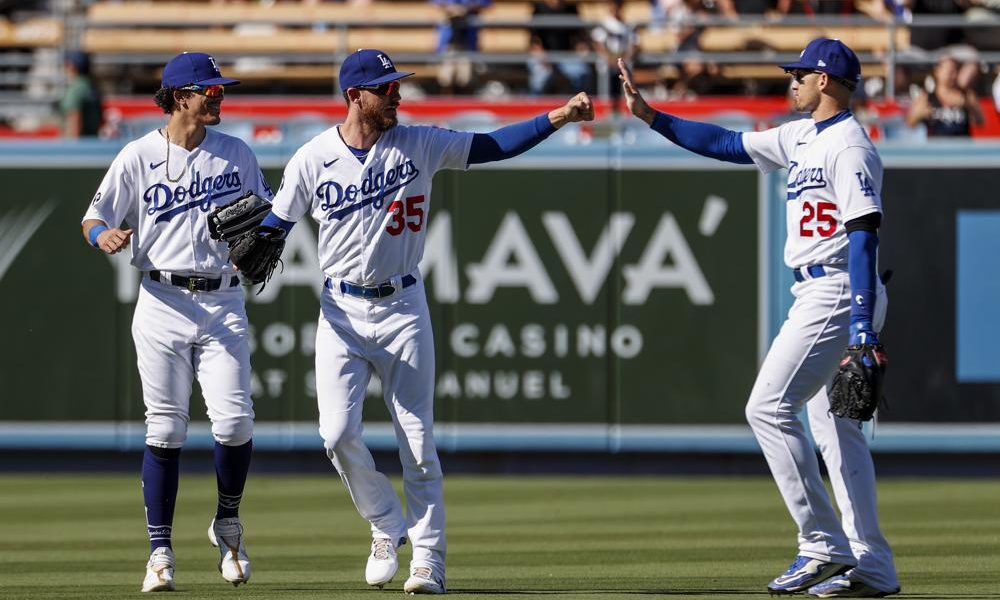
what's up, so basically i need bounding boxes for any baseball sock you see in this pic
[214,439,252,520]
[142,445,181,553]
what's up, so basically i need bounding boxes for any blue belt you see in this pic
[792,265,828,282]
[150,270,240,292]
[326,274,417,299]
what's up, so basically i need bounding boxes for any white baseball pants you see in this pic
[745,271,899,592]
[315,279,445,574]
[132,277,255,448]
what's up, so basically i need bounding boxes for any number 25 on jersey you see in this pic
[386,195,425,236]
[799,201,837,238]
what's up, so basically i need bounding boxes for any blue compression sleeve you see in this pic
[847,228,878,331]
[649,112,754,164]
[468,114,557,165]
[261,211,295,236]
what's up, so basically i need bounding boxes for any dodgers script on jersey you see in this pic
[742,114,882,269]
[270,124,473,283]
[84,128,273,273]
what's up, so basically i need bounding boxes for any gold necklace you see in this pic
[164,129,187,183]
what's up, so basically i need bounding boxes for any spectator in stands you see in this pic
[528,34,560,94]
[531,0,581,51]
[591,0,640,100]
[527,0,594,95]
[434,0,491,94]
[906,49,985,136]
[60,50,103,138]
[657,0,735,98]
[561,32,597,93]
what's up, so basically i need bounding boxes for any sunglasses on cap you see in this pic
[354,80,400,97]
[180,83,225,98]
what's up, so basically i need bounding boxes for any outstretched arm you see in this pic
[468,92,594,165]
[618,58,753,164]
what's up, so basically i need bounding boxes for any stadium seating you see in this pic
[80,0,907,91]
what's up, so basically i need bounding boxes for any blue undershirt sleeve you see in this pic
[261,211,295,237]
[467,114,557,165]
[649,112,754,164]
[847,228,878,336]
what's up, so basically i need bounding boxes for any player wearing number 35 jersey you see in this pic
[619,39,899,598]
[260,49,594,594]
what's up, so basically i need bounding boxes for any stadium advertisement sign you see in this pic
[0,166,759,427]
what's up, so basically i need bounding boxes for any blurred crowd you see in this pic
[1,0,999,138]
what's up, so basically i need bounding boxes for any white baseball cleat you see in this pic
[212,517,251,586]
[141,546,175,592]
[403,566,446,595]
[365,537,399,588]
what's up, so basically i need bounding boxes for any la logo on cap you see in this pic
[378,54,392,70]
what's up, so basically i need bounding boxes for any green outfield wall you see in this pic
[1,140,999,452]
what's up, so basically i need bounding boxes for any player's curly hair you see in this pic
[153,87,192,114]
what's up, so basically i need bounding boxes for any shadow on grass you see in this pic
[447,591,1000,599]
[448,590,756,596]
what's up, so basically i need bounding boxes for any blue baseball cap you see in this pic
[161,52,240,88]
[339,49,413,91]
[780,38,861,88]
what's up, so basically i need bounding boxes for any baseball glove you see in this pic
[207,192,284,289]
[829,343,888,421]
[208,191,272,243]
[227,226,285,286]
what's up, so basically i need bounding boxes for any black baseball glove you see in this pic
[829,343,888,421]
[208,191,272,242]
[207,192,285,288]
[227,226,285,286]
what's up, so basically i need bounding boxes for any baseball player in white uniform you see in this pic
[81,52,271,592]
[619,40,900,598]
[258,49,592,594]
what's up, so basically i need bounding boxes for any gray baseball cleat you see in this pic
[365,537,399,588]
[141,546,175,592]
[403,566,446,595]
[807,570,901,598]
[212,517,251,586]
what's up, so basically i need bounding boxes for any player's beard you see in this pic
[361,100,397,132]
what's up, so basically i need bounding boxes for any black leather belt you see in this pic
[149,270,240,292]
[325,274,417,299]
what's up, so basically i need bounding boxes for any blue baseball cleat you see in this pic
[807,570,900,598]
[767,555,853,595]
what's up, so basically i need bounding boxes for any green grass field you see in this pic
[1,474,998,599]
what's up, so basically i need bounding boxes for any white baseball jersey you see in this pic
[742,113,882,269]
[270,124,473,283]
[83,128,273,273]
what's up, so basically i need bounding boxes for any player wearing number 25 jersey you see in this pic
[619,39,899,598]
[261,49,594,594]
